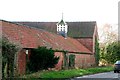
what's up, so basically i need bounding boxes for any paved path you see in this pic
[70,71,120,80]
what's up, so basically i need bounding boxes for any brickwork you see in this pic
[76,38,93,52]
[17,49,26,75]
[54,52,64,70]
[54,53,96,70]
[75,54,95,69]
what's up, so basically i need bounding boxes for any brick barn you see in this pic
[1,19,98,75]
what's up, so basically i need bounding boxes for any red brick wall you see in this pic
[55,52,96,69]
[76,38,93,52]
[54,52,64,70]
[17,49,31,75]
[17,49,26,75]
[75,54,95,68]
[16,50,95,75]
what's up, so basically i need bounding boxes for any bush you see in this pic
[105,41,120,64]
[28,47,59,72]
[2,37,19,78]
[95,38,100,65]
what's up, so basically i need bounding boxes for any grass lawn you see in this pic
[21,66,113,78]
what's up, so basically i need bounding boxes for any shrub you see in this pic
[28,47,59,72]
[2,37,19,78]
[105,41,120,64]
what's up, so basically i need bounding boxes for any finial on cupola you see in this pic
[62,12,63,20]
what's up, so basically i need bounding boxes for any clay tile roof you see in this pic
[15,21,96,38]
[1,20,92,53]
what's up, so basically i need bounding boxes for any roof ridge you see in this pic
[1,19,58,35]
[14,21,58,22]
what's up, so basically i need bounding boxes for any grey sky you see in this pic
[0,0,119,25]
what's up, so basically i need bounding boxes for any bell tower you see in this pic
[56,13,68,38]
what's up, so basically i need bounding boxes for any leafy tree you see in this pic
[104,41,120,64]
[2,37,19,78]
[28,47,59,72]
[99,24,118,65]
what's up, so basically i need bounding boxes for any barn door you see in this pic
[69,54,75,68]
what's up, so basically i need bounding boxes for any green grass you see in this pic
[21,66,113,78]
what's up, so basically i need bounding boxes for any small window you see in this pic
[26,50,29,54]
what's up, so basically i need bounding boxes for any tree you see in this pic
[2,37,19,78]
[28,47,59,72]
[104,41,120,64]
[99,24,118,44]
[95,38,100,65]
[99,24,118,65]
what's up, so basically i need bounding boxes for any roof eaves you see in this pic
[54,50,92,55]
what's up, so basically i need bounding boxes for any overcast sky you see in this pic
[1,0,119,42]
[1,0,119,25]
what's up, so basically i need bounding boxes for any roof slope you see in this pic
[15,21,96,37]
[1,20,92,53]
